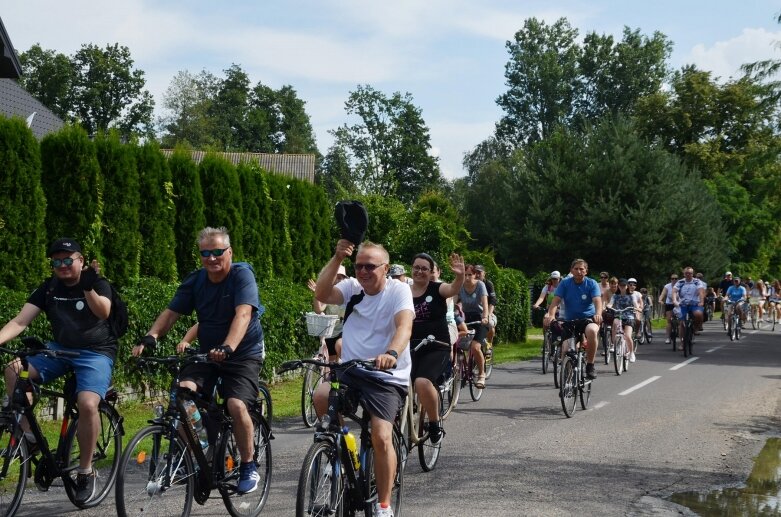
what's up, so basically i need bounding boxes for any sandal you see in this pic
[474,374,486,389]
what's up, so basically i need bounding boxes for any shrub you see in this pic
[168,146,205,278]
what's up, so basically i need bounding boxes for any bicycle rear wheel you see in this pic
[116,424,194,517]
[579,360,591,410]
[541,333,550,374]
[683,322,692,357]
[552,342,561,388]
[0,423,27,517]
[600,326,610,365]
[295,441,344,517]
[417,407,441,472]
[468,356,483,401]
[218,409,273,517]
[750,306,758,329]
[362,432,404,517]
[440,358,461,420]
[559,358,577,418]
[64,400,123,508]
[258,381,273,424]
[483,342,493,379]
[301,364,323,428]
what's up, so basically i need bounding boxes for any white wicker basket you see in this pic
[456,331,475,351]
[305,312,339,338]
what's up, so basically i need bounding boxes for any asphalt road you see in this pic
[17,318,781,516]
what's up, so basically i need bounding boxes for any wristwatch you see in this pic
[385,349,398,359]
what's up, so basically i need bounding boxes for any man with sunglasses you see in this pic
[133,226,265,494]
[313,238,414,517]
[0,238,112,504]
[658,273,679,344]
[672,267,706,340]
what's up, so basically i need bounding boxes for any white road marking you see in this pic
[592,401,610,410]
[706,345,725,353]
[669,357,699,370]
[618,376,661,396]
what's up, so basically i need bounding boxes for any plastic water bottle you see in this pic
[183,400,209,450]
[342,427,360,470]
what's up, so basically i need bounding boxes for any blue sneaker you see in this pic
[238,462,260,493]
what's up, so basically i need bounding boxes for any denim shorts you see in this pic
[27,342,113,398]
[679,304,703,320]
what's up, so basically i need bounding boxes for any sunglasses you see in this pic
[600,275,608,279]
[200,247,230,257]
[671,277,678,280]
[412,266,431,273]
[50,257,76,268]
[354,263,385,272]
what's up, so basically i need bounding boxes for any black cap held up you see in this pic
[335,200,369,246]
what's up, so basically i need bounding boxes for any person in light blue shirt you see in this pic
[544,258,603,380]
[724,276,748,325]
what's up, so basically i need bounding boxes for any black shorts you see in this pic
[552,318,596,341]
[325,333,342,356]
[180,357,263,408]
[411,344,450,385]
[665,303,675,312]
[464,312,489,344]
[338,367,407,423]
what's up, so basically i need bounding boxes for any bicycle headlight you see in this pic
[153,404,164,419]
[319,414,331,428]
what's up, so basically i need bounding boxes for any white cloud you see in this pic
[428,119,497,179]
[684,28,781,81]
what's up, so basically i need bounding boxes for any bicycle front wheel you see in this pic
[64,401,123,508]
[0,423,27,517]
[683,323,692,358]
[579,361,592,410]
[600,327,610,365]
[468,356,483,402]
[552,344,560,389]
[483,342,493,379]
[559,358,577,418]
[116,424,194,517]
[301,365,323,428]
[612,337,623,376]
[296,441,344,517]
[417,407,441,472]
[541,333,550,374]
[218,410,273,517]
[362,432,404,517]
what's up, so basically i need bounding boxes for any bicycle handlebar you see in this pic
[134,347,210,369]
[413,335,451,352]
[279,357,388,375]
[0,336,81,360]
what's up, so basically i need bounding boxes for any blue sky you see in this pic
[4,1,780,178]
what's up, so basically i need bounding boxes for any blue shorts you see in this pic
[679,304,703,320]
[26,342,113,398]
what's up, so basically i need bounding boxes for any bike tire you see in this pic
[579,358,592,410]
[601,327,610,365]
[0,424,27,517]
[218,409,273,517]
[441,359,461,420]
[417,406,441,472]
[552,343,560,389]
[116,424,194,517]
[362,431,404,517]
[295,441,344,517]
[683,322,691,357]
[468,355,483,401]
[301,364,323,428]
[645,320,653,343]
[483,342,493,379]
[559,358,577,418]
[541,332,550,375]
[258,381,273,425]
[751,306,758,330]
[728,316,736,341]
[64,400,123,508]
[612,336,623,376]
[670,324,678,351]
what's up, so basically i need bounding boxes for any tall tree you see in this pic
[0,117,48,289]
[198,154,244,257]
[741,12,781,104]
[331,85,441,204]
[159,70,220,149]
[276,85,319,154]
[70,43,155,137]
[168,146,206,277]
[18,44,74,120]
[209,64,251,150]
[317,143,356,201]
[95,131,140,286]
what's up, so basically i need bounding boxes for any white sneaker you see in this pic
[374,502,394,517]
[629,352,636,363]
[664,338,670,344]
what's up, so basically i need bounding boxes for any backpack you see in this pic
[45,277,129,339]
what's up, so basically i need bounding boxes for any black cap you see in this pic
[48,238,82,256]
[474,265,486,272]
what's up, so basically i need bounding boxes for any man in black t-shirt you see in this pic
[0,238,112,504]
[717,272,733,321]
[474,265,498,345]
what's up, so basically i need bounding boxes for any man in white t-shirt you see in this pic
[314,239,413,517]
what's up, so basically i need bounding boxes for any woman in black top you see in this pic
[410,252,464,444]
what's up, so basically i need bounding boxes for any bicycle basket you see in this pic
[457,332,474,351]
[305,312,339,338]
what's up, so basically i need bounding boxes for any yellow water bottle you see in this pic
[343,428,360,470]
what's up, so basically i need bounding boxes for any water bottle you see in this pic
[183,399,209,450]
[342,427,360,470]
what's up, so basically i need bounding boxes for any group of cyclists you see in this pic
[2,226,777,516]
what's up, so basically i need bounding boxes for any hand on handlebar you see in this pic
[375,352,397,370]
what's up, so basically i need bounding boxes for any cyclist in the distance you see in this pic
[672,267,706,339]
[723,275,748,326]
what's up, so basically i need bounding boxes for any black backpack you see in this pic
[46,277,129,339]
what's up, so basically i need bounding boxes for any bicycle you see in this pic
[598,314,612,366]
[115,349,272,517]
[749,300,768,330]
[555,320,593,418]
[678,302,696,357]
[459,322,488,401]
[279,358,404,517]
[725,300,743,342]
[639,304,653,344]
[606,307,634,375]
[669,309,680,352]
[301,312,340,428]
[438,337,462,420]
[0,337,124,516]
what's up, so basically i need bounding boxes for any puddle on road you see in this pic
[669,438,781,515]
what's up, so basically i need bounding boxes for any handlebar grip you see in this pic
[51,349,81,358]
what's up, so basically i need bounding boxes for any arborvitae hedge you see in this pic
[0,116,48,289]
[169,146,205,278]
[266,173,294,280]
[136,141,177,281]
[96,131,140,286]
[199,154,244,258]
[252,165,275,278]
[237,163,264,272]
[287,180,315,281]
[40,124,103,257]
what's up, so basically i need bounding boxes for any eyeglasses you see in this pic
[51,257,76,268]
[600,275,608,279]
[200,247,230,258]
[355,263,385,272]
[671,277,678,280]
[412,266,431,273]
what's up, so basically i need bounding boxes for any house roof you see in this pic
[160,149,316,183]
[0,79,64,139]
[0,17,22,79]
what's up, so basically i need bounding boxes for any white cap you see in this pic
[628,278,637,284]
[337,265,347,277]
[725,271,732,276]
[550,270,561,279]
